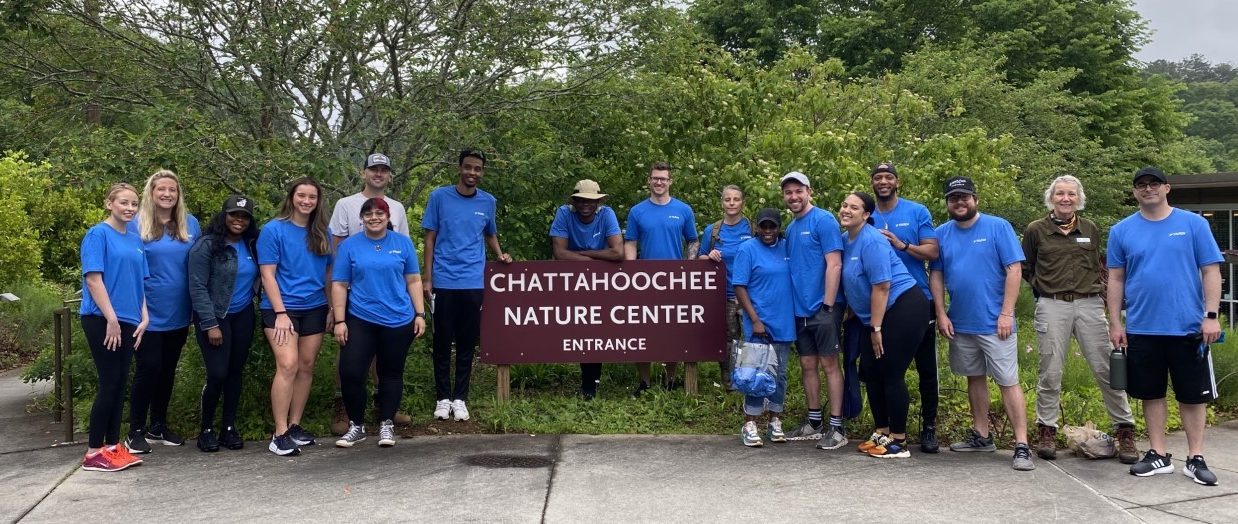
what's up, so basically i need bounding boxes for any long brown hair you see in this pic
[274,177,331,256]
[137,169,191,242]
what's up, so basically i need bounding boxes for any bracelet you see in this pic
[274,310,287,315]
[899,242,910,252]
[1000,313,1014,318]
[335,320,346,326]
[415,312,426,318]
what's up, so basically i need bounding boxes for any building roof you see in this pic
[1166,172,1238,189]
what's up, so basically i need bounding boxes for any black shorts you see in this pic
[260,305,329,336]
[795,305,843,357]
[1126,333,1217,404]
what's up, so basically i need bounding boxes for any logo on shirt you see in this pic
[740,235,753,240]
[388,250,402,255]
[850,256,858,261]
[474,212,488,218]
[800,231,811,236]
[593,232,602,237]
[668,215,682,220]
[973,238,988,244]
[1169,231,1186,237]
[895,222,910,228]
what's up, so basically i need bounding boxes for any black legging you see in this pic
[129,326,188,430]
[340,316,414,424]
[197,307,256,431]
[82,315,137,448]
[581,363,602,395]
[859,290,930,435]
[914,299,939,427]
[432,289,482,401]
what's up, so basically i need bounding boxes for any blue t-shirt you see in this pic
[785,206,844,317]
[843,225,918,325]
[128,215,200,331]
[623,197,698,260]
[257,219,332,310]
[333,232,421,327]
[228,240,258,314]
[1107,208,1224,335]
[80,222,149,325]
[929,213,1025,334]
[871,199,936,299]
[421,186,498,290]
[697,218,754,298]
[549,205,621,251]
[732,238,795,342]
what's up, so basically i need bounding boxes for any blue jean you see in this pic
[744,343,791,416]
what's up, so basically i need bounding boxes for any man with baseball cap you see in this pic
[1108,166,1223,485]
[929,176,1034,471]
[867,162,942,452]
[778,171,848,449]
[550,179,624,399]
[328,152,413,433]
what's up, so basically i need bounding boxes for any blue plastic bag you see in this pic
[730,340,778,397]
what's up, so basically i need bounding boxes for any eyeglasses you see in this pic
[1134,181,1164,191]
[649,177,671,183]
[362,210,387,218]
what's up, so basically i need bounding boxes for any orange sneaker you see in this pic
[857,432,885,453]
[82,450,122,472]
[108,445,144,469]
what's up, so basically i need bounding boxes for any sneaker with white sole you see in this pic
[816,427,849,450]
[335,423,366,448]
[1130,449,1174,477]
[378,420,396,447]
[433,399,452,420]
[145,424,185,446]
[767,418,787,443]
[452,399,470,421]
[125,428,152,454]
[1184,455,1218,486]
[784,420,824,441]
[268,433,300,456]
[741,421,763,447]
[949,428,997,452]
[1012,443,1036,471]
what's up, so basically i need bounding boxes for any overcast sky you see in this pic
[1133,0,1238,65]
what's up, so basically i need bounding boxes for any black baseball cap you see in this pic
[365,153,392,170]
[943,176,977,197]
[755,207,782,227]
[223,194,254,216]
[870,162,897,177]
[1133,166,1167,185]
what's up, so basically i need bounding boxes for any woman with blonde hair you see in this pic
[81,183,149,472]
[125,170,200,454]
[258,177,333,456]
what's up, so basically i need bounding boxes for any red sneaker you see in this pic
[82,450,121,472]
[104,446,142,470]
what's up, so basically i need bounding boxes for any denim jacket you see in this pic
[188,233,258,331]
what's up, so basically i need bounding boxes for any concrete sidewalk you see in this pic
[2,370,1235,523]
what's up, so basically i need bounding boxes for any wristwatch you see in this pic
[415,312,426,318]
[1206,311,1218,320]
[872,326,882,332]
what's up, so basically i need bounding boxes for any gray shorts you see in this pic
[948,333,1019,386]
[795,306,842,357]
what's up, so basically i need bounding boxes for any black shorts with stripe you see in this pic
[1126,333,1217,405]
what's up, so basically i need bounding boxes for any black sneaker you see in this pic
[220,426,244,450]
[1184,455,1218,486]
[197,429,220,452]
[145,424,185,446]
[920,426,939,454]
[125,428,152,454]
[268,433,300,456]
[287,424,315,446]
[949,428,996,452]
[1130,449,1174,477]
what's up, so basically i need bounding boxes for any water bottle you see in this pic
[1109,347,1127,391]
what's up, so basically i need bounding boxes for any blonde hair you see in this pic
[137,169,191,242]
[105,183,139,203]
[1043,175,1087,212]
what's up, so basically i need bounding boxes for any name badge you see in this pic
[1076,237,1091,243]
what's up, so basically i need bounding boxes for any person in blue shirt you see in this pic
[187,195,259,453]
[778,171,848,449]
[868,162,942,452]
[79,183,149,473]
[732,208,795,447]
[332,198,427,448]
[1108,166,1224,486]
[839,192,929,459]
[258,177,334,456]
[697,185,753,391]
[550,179,623,400]
[623,161,699,394]
[928,176,1034,471]
[422,149,513,422]
[123,170,200,455]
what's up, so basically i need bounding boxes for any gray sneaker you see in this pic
[378,420,396,447]
[816,427,849,450]
[784,420,824,441]
[767,418,787,443]
[950,428,997,452]
[1012,444,1036,471]
[334,423,366,448]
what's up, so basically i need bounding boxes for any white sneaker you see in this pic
[433,399,451,420]
[452,399,470,421]
[378,420,396,447]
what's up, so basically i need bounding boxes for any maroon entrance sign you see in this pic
[480,260,727,398]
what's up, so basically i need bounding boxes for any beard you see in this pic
[950,207,978,222]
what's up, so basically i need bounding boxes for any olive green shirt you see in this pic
[1021,215,1105,296]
